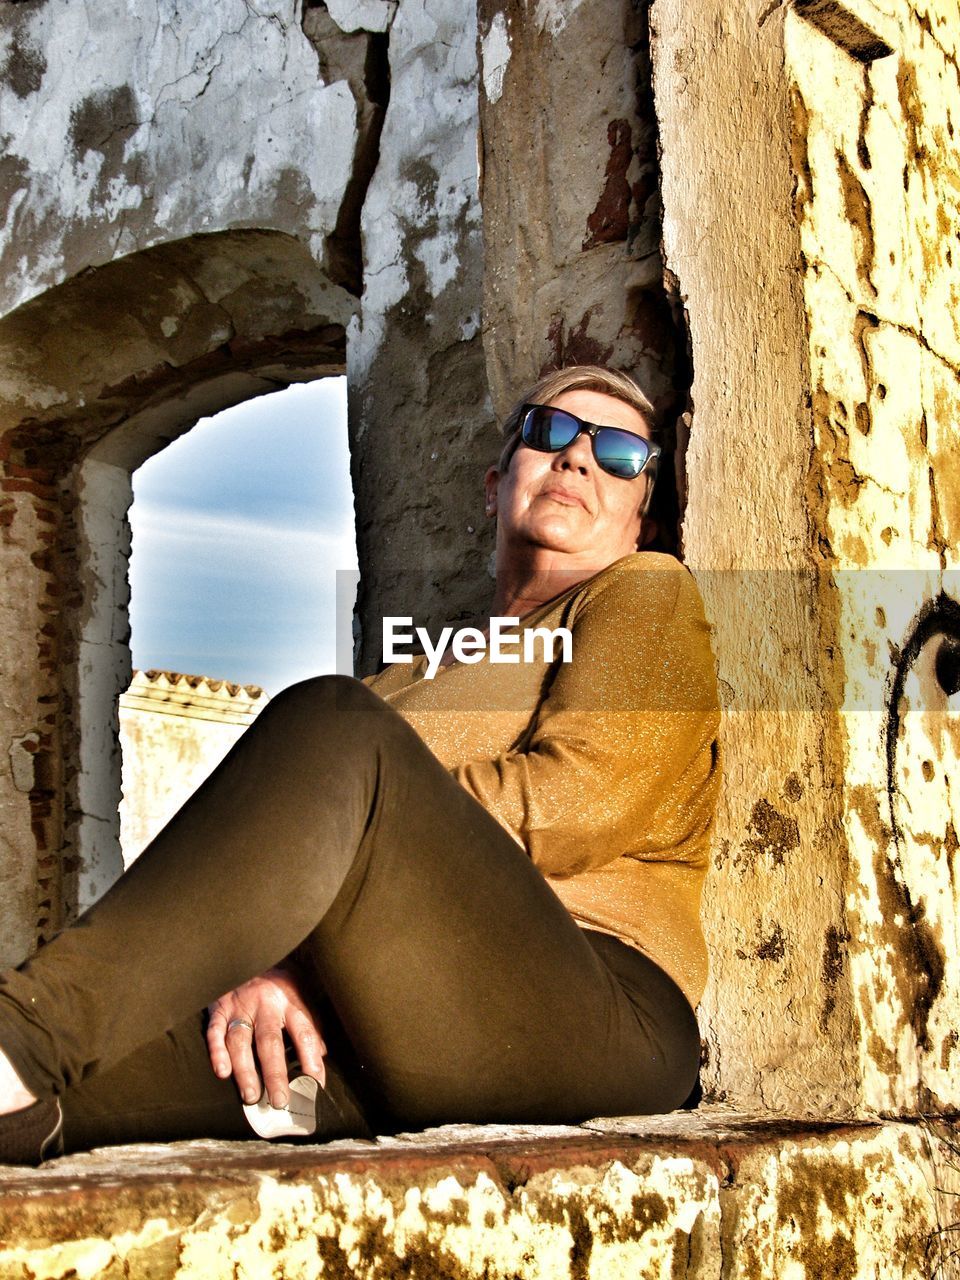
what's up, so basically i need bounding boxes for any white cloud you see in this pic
[130,502,358,559]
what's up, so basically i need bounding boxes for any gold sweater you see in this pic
[365,552,721,1007]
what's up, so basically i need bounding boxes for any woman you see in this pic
[0,364,720,1164]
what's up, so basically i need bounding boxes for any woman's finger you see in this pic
[255,1019,290,1109]
[205,1004,233,1080]
[286,1006,327,1087]
[224,1016,261,1104]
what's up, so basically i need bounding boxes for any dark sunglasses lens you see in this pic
[594,428,652,479]
[522,406,580,451]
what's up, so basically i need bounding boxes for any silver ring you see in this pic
[226,1017,254,1034]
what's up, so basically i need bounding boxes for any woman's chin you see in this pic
[518,513,591,551]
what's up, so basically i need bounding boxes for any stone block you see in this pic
[0,1111,952,1278]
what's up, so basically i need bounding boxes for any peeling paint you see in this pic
[0,0,359,314]
[8,733,38,793]
[325,0,397,34]
[480,11,510,106]
[534,0,587,39]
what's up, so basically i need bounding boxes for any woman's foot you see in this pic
[0,1046,62,1165]
[242,1073,373,1143]
[0,1096,63,1165]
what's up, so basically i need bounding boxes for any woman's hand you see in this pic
[206,967,326,1107]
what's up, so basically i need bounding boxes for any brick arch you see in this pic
[0,229,350,963]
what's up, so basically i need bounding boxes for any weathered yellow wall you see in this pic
[650,0,960,1119]
[650,0,859,1116]
[785,0,960,1113]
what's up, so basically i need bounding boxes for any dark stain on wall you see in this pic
[941,1030,959,1071]
[856,67,874,170]
[544,308,615,370]
[738,924,787,963]
[567,1202,593,1280]
[69,84,140,179]
[777,1156,868,1279]
[784,773,804,801]
[821,924,848,1027]
[0,28,46,97]
[583,118,632,250]
[743,799,800,868]
[836,150,876,295]
[755,925,787,962]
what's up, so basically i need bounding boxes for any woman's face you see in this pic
[485,389,653,569]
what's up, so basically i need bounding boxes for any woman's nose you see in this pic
[554,433,593,474]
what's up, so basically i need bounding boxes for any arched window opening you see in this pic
[119,378,357,865]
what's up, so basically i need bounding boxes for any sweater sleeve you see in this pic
[450,556,720,877]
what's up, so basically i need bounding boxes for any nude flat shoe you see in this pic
[242,1073,372,1143]
[0,1097,63,1166]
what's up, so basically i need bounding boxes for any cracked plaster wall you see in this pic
[0,0,359,310]
[651,0,960,1119]
[347,0,492,669]
[785,0,960,1113]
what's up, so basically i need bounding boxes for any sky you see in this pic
[128,378,359,695]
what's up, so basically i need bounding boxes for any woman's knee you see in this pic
[254,675,394,754]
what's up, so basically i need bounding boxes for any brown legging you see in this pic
[0,677,700,1150]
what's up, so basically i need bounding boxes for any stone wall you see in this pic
[785,0,960,1118]
[638,0,960,1120]
[1,1112,956,1279]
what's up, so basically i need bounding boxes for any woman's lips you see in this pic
[539,486,587,509]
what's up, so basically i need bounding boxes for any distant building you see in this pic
[118,671,269,866]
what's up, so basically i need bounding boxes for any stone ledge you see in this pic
[0,1107,957,1278]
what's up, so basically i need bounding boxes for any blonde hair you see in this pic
[496,365,657,473]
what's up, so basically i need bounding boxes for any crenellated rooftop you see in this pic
[120,672,269,727]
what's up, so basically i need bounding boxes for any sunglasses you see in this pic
[518,403,661,481]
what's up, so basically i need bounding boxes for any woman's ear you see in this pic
[638,516,659,548]
[484,465,499,516]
